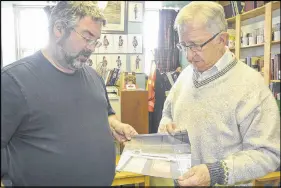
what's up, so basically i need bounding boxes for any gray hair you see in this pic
[47,1,106,38]
[174,1,227,35]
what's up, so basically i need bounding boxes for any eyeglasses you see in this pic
[176,32,221,52]
[72,28,102,48]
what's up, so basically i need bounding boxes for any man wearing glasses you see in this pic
[158,1,280,186]
[1,1,137,186]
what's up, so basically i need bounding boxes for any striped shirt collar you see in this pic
[193,47,234,81]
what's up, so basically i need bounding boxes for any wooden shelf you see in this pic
[272,1,281,11]
[271,80,280,83]
[241,43,264,49]
[226,1,280,23]
[241,6,265,21]
[272,40,280,45]
[232,41,279,50]
[226,16,236,23]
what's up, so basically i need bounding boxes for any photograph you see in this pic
[96,55,113,80]
[102,1,127,33]
[127,34,143,53]
[98,34,114,53]
[113,34,128,53]
[112,55,127,71]
[128,2,143,22]
[130,55,143,72]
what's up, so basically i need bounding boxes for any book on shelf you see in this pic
[161,71,181,92]
[242,56,264,75]
[271,53,280,80]
[243,1,266,12]
[244,1,256,12]
[222,1,244,19]
[269,82,280,110]
[105,68,121,86]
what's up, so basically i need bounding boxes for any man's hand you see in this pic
[111,122,138,144]
[177,164,211,186]
[158,122,180,135]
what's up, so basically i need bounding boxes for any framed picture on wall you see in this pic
[127,34,143,53]
[102,1,127,33]
[128,2,144,22]
[96,55,113,80]
[113,34,128,53]
[130,55,143,73]
[112,54,127,71]
[89,55,98,70]
[98,34,114,53]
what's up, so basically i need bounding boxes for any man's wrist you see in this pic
[206,161,227,186]
[108,115,122,130]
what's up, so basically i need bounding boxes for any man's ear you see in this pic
[219,32,229,46]
[53,21,69,43]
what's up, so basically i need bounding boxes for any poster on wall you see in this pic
[113,34,128,53]
[127,34,143,53]
[112,55,127,71]
[89,55,98,70]
[102,1,127,33]
[96,55,113,80]
[130,55,143,73]
[98,34,114,53]
[128,2,143,22]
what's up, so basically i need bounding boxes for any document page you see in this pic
[116,130,192,179]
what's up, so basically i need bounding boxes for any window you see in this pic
[14,6,49,60]
[143,2,161,75]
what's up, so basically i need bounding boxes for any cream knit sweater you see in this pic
[159,52,280,185]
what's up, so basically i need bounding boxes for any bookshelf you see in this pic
[219,1,280,85]
[241,43,264,49]
[272,40,281,45]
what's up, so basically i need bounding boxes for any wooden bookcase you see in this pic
[218,1,281,185]
[219,1,280,85]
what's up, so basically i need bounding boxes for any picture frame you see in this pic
[113,34,128,54]
[98,34,114,53]
[127,34,143,54]
[102,1,128,34]
[128,2,144,22]
[130,55,143,73]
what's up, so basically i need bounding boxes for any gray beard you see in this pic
[59,46,91,70]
